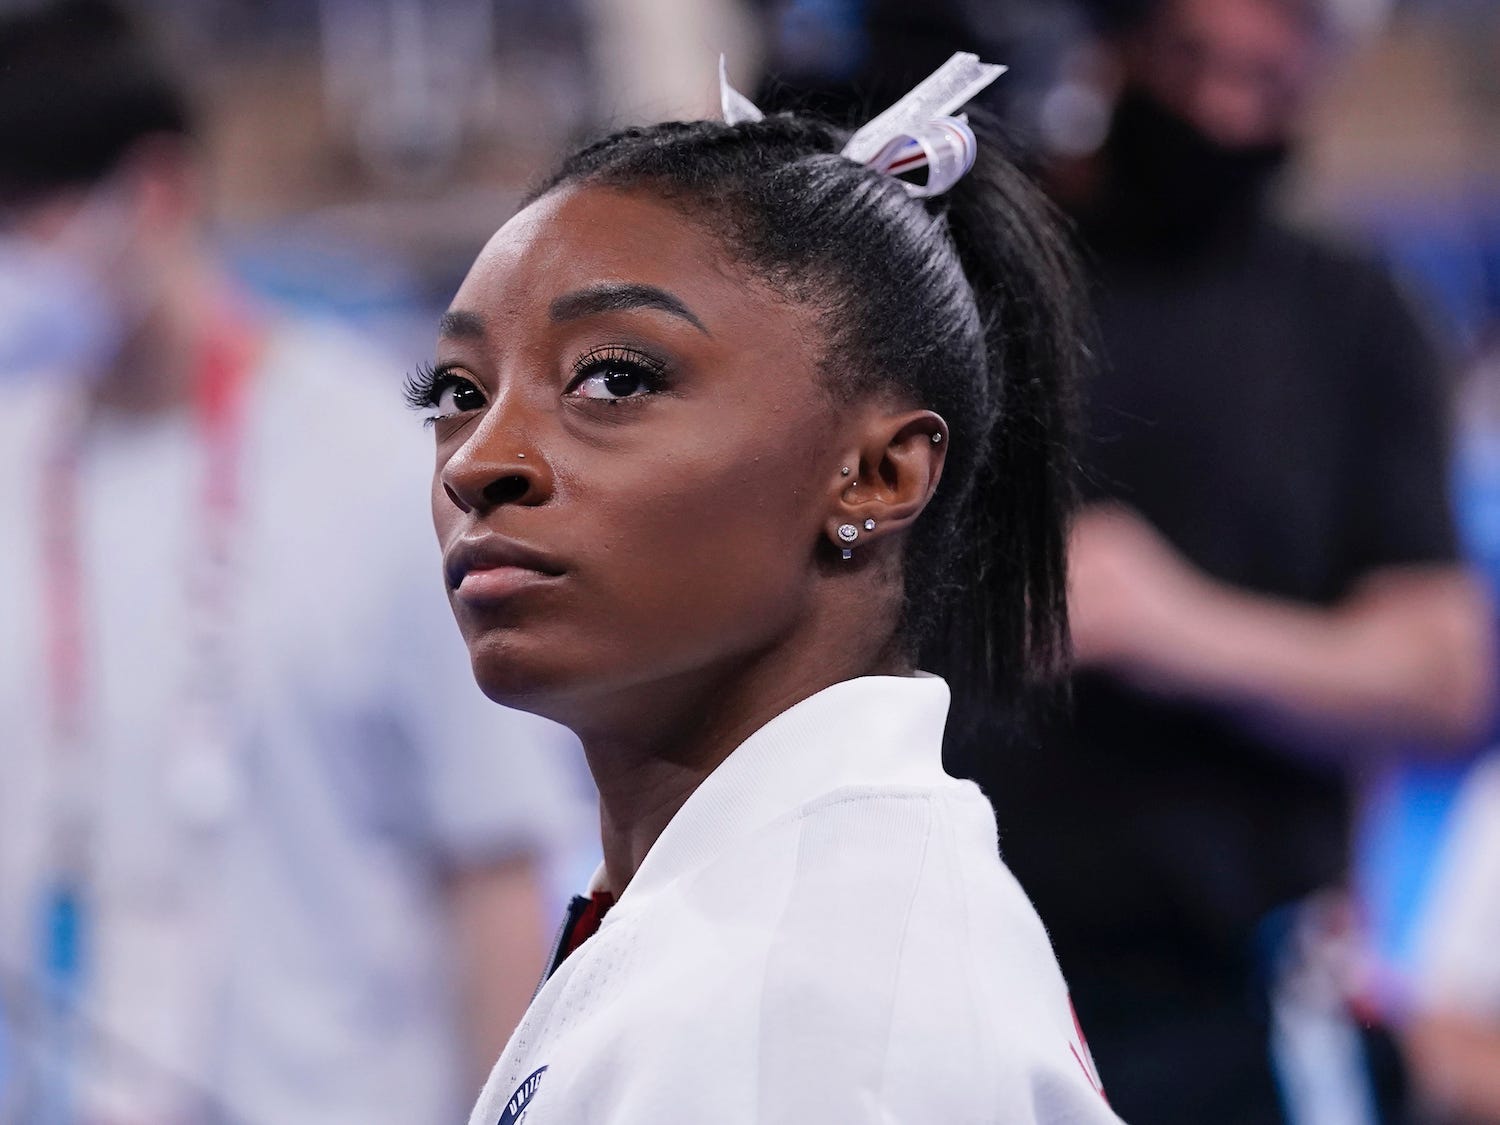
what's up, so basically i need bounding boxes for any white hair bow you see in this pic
[718,52,1006,198]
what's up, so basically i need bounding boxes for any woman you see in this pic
[409,57,1120,1125]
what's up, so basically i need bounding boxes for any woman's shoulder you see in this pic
[781,777,1054,939]
[652,785,1115,1120]
[747,784,1094,1054]
[566,786,1117,1122]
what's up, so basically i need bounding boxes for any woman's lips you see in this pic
[455,564,560,603]
[444,533,566,605]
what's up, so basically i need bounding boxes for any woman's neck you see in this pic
[578,620,910,895]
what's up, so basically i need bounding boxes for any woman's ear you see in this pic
[826,408,948,554]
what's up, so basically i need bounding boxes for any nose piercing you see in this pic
[517,453,526,459]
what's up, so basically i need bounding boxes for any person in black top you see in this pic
[953,0,1497,1120]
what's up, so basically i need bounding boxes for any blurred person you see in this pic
[750,0,994,117]
[744,0,1081,136]
[944,0,1495,1122]
[414,57,1120,1124]
[0,2,584,1122]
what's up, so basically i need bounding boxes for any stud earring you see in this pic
[931,432,943,444]
[863,519,876,531]
[837,523,859,560]
[840,466,851,477]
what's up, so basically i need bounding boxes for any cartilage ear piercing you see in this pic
[931,432,943,444]
[840,466,851,476]
[863,519,876,531]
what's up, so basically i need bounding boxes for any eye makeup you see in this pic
[564,344,671,402]
[404,362,486,425]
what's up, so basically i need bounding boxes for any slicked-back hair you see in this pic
[532,111,1088,725]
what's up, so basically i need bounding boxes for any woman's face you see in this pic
[426,183,854,722]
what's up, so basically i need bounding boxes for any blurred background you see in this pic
[47,0,1500,353]
[3,0,1500,1122]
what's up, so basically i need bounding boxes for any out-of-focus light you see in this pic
[1038,79,1113,158]
[1324,0,1397,42]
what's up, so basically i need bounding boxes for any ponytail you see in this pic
[923,125,1088,727]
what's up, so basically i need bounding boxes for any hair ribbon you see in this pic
[718,52,1006,198]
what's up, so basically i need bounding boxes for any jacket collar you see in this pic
[596,674,952,910]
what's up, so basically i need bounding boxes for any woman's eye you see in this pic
[573,366,647,400]
[567,351,665,402]
[435,377,486,417]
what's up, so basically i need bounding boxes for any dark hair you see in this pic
[0,0,192,205]
[532,111,1087,723]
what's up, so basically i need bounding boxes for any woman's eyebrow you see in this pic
[439,309,487,339]
[548,282,710,336]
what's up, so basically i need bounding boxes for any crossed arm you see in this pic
[1068,504,1494,752]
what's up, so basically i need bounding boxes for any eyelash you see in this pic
[565,345,669,399]
[403,362,460,413]
[402,344,670,425]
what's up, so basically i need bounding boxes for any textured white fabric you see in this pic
[0,315,589,1125]
[469,675,1122,1125]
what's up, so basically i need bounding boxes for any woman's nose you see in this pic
[438,406,551,515]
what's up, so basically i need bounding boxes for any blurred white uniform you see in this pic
[0,315,587,1125]
[470,675,1121,1125]
[1414,752,1500,1023]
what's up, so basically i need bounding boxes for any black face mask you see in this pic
[1088,85,1291,254]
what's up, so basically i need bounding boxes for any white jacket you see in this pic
[469,675,1124,1124]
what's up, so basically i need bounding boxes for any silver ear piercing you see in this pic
[863,519,876,531]
[840,466,851,477]
[931,432,943,444]
[837,522,859,560]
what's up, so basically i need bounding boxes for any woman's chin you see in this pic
[464,633,585,720]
